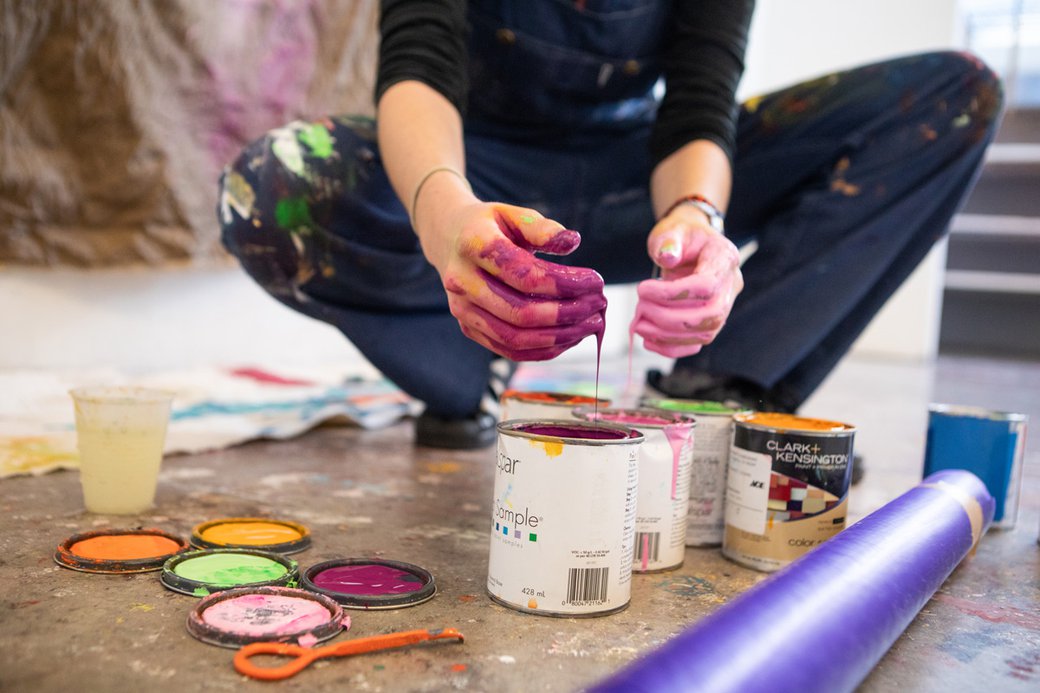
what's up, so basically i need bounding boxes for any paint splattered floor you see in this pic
[1,353,1038,692]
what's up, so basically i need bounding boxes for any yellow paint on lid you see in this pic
[196,519,306,547]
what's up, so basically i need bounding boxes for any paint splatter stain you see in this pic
[659,575,716,598]
[451,663,468,673]
[527,598,538,609]
[519,215,535,224]
[275,197,312,229]
[498,655,516,664]
[458,594,478,603]
[1007,652,1040,681]
[953,113,972,128]
[130,603,155,612]
[919,124,938,141]
[529,439,563,458]
[425,461,461,474]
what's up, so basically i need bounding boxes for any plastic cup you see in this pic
[69,387,174,514]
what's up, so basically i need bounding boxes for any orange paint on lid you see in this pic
[502,390,605,405]
[736,412,854,433]
[69,533,183,560]
[198,520,304,547]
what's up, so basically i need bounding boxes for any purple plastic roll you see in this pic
[591,470,994,693]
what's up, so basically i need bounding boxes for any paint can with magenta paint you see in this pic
[923,404,1027,529]
[499,390,610,422]
[488,420,643,617]
[574,407,695,572]
[642,398,751,547]
[723,412,855,573]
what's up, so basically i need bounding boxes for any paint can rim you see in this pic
[928,403,1028,423]
[300,558,436,609]
[160,548,300,597]
[497,418,644,445]
[501,390,611,406]
[734,412,856,435]
[572,405,696,430]
[486,589,630,618]
[640,397,753,416]
[185,585,346,649]
[53,528,189,574]
[190,517,312,554]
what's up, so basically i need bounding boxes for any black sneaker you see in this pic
[645,368,866,485]
[415,359,517,449]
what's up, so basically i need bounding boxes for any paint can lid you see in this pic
[641,397,752,416]
[735,412,856,435]
[301,558,436,609]
[186,585,347,649]
[190,517,312,554]
[54,528,189,574]
[160,548,300,597]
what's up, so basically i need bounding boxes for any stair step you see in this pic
[950,213,1040,237]
[944,269,1040,294]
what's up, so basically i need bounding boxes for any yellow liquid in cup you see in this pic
[71,388,172,515]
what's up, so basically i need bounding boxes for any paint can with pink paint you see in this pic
[499,390,611,422]
[642,398,752,547]
[302,558,436,609]
[488,420,643,617]
[574,407,695,572]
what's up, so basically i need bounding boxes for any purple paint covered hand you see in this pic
[426,203,607,361]
[631,205,743,358]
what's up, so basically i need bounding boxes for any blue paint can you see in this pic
[923,405,1027,528]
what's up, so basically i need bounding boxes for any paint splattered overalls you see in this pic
[219,0,1002,418]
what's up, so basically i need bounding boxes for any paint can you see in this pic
[923,404,1027,529]
[488,420,643,617]
[186,585,347,648]
[642,398,751,547]
[54,528,188,574]
[191,517,311,554]
[301,558,436,609]
[723,412,855,573]
[574,407,695,572]
[160,548,300,597]
[499,390,610,422]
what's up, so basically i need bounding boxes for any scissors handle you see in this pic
[234,628,465,681]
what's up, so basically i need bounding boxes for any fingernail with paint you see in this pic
[654,235,682,267]
[539,229,582,255]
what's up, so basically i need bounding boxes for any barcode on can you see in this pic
[634,532,660,563]
[566,567,609,604]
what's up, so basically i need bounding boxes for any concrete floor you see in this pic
[1,353,1038,692]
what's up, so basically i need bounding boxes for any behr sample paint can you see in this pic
[643,398,751,547]
[499,390,610,422]
[488,420,643,617]
[923,404,1027,528]
[574,407,695,572]
[723,412,855,572]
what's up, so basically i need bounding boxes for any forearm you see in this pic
[650,139,732,220]
[376,80,478,267]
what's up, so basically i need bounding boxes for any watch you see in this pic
[663,194,725,233]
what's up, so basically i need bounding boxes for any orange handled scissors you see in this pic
[234,627,465,681]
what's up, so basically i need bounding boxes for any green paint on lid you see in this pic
[173,553,288,587]
[647,398,744,415]
[299,124,334,158]
[275,197,312,229]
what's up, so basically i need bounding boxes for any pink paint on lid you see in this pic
[201,593,332,636]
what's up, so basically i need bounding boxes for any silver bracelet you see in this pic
[410,166,471,227]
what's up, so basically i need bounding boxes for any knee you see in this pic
[933,51,1005,136]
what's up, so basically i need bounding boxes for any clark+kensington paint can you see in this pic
[574,407,695,572]
[488,420,643,617]
[643,398,751,547]
[924,404,1027,528]
[723,412,855,572]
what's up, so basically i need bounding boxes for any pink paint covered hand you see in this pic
[630,206,744,358]
[427,203,607,361]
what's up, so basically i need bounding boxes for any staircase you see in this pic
[940,107,1040,358]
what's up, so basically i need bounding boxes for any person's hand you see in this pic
[422,202,607,361]
[630,204,743,358]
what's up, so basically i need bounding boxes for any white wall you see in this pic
[0,0,963,373]
[740,0,961,360]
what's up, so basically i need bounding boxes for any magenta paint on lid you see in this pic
[301,558,436,609]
